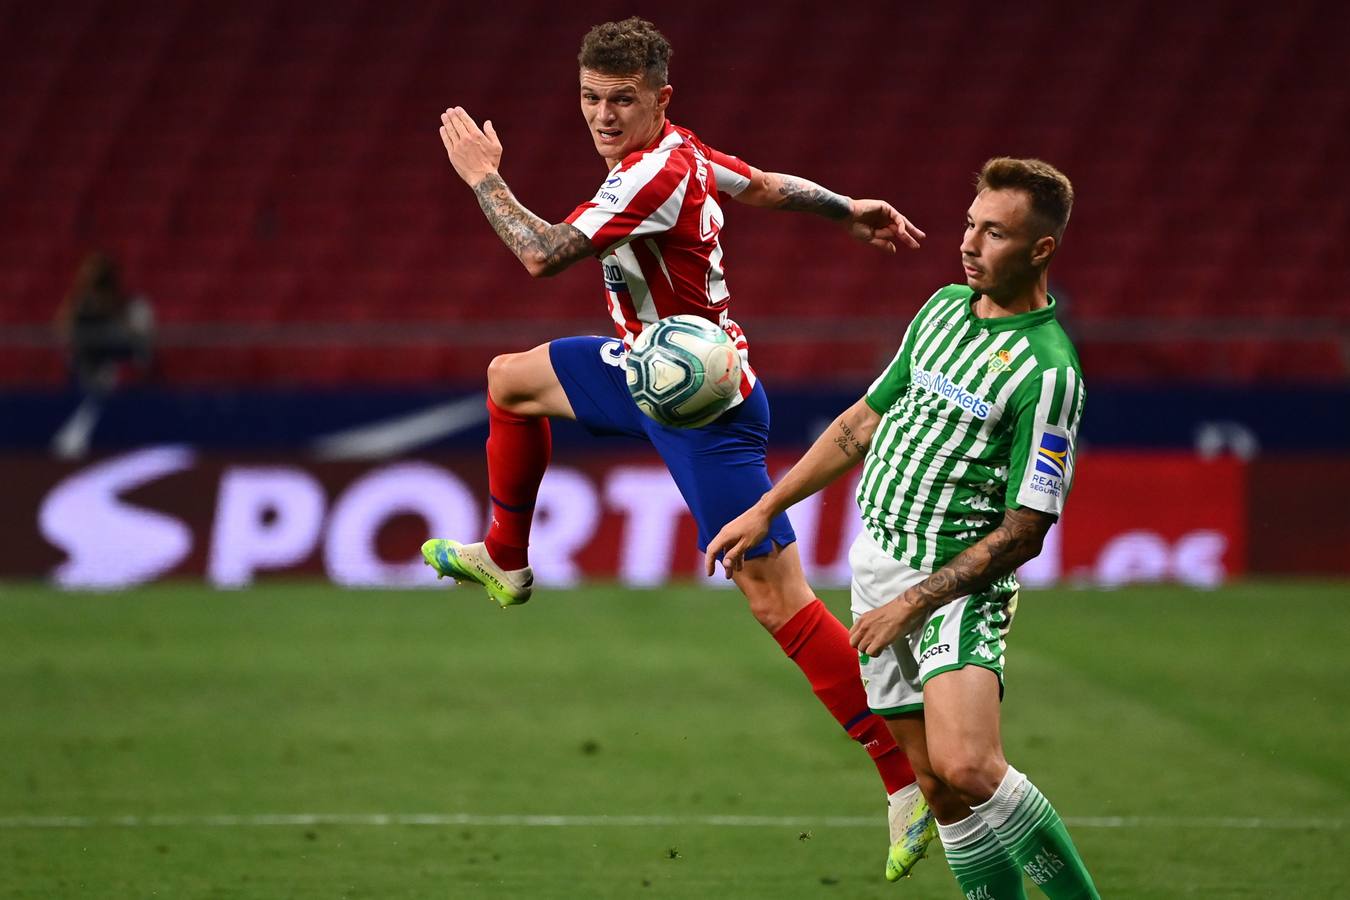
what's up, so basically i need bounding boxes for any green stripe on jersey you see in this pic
[860,285,1085,573]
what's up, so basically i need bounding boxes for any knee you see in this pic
[916,769,972,824]
[486,352,527,409]
[932,754,1005,807]
[736,566,812,633]
[747,590,796,632]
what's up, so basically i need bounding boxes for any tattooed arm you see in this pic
[704,397,882,577]
[736,169,853,218]
[471,174,593,277]
[849,506,1057,655]
[732,166,925,252]
[439,106,593,277]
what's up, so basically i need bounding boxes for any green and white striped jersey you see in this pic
[858,284,1085,573]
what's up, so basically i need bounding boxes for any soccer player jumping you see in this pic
[425,17,936,880]
[707,159,1101,898]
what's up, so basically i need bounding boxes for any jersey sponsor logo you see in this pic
[912,368,991,419]
[604,173,622,188]
[597,189,621,205]
[1035,432,1070,478]
[918,614,948,664]
[601,262,628,293]
[1026,427,1070,502]
[919,641,951,665]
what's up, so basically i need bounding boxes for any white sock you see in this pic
[936,811,991,850]
[970,763,1028,830]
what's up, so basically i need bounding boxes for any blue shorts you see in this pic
[549,335,796,558]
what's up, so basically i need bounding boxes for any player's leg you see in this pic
[423,339,609,607]
[884,713,1026,897]
[924,659,1100,898]
[858,556,1025,896]
[478,343,572,571]
[651,386,915,784]
[485,343,576,419]
[729,537,926,880]
[652,403,924,877]
[847,530,952,881]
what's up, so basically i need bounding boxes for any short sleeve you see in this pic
[1005,366,1086,517]
[864,317,921,414]
[706,147,752,196]
[564,155,690,256]
[863,287,956,414]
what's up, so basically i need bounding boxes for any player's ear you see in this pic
[656,84,673,112]
[1031,235,1056,267]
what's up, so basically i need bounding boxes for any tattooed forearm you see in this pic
[832,420,869,458]
[775,175,852,220]
[906,507,1054,611]
[472,174,591,275]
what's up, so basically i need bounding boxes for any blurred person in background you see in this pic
[52,252,155,458]
[424,16,938,881]
[58,251,154,394]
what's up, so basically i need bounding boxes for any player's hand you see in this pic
[704,506,772,578]
[439,106,503,187]
[849,593,926,656]
[845,199,925,253]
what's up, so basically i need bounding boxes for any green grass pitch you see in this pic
[2,581,1347,898]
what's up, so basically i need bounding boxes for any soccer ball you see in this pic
[625,315,742,428]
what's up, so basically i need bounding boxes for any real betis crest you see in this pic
[987,349,1012,373]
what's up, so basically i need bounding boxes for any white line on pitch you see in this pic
[0,813,1343,831]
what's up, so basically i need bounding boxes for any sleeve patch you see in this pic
[1017,423,1072,514]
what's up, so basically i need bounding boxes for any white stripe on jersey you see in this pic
[709,159,750,196]
[571,167,690,247]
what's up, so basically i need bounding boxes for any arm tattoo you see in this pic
[832,420,868,459]
[906,507,1054,611]
[775,175,851,220]
[472,173,592,273]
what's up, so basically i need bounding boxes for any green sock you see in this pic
[975,766,1100,899]
[938,813,1028,899]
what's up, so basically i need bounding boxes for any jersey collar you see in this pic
[966,291,1058,332]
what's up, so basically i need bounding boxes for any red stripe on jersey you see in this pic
[586,166,689,256]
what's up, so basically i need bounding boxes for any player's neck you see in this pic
[974,273,1048,319]
[604,116,668,170]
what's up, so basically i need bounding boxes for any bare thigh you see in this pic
[922,665,1008,806]
[486,342,575,419]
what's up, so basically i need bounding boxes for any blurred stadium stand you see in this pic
[0,0,1347,387]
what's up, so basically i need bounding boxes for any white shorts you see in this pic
[849,528,1018,716]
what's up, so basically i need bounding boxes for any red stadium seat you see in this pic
[1,1,1344,386]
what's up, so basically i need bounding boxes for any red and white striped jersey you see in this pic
[565,122,758,402]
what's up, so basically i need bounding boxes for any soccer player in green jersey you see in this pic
[707,158,1100,899]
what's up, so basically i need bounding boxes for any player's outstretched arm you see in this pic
[439,107,592,278]
[849,507,1056,655]
[705,397,881,577]
[733,167,925,253]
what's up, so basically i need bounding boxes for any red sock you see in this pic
[773,599,915,795]
[482,396,550,571]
